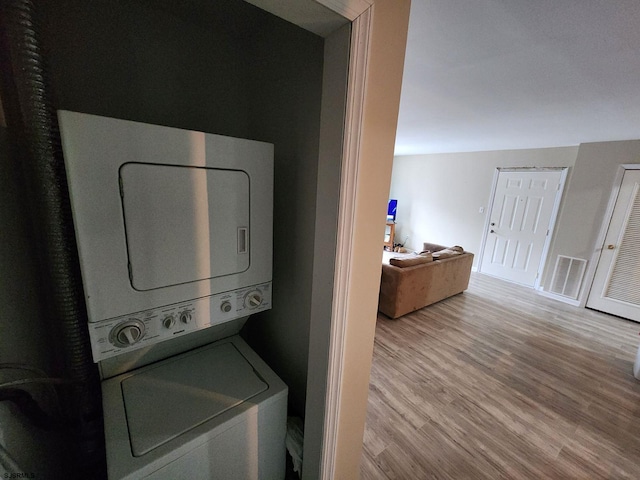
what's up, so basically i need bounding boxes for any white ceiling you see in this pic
[394,0,640,155]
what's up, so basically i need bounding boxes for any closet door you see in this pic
[587,170,640,321]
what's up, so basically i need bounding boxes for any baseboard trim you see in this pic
[536,288,581,306]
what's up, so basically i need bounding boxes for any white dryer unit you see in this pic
[102,336,287,480]
[57,110,274,362]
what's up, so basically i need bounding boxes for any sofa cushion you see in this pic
[423,242,446,253]
[389,253,433,267]
[432,245,464,260]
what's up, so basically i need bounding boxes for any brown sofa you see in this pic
[378,243,474,319]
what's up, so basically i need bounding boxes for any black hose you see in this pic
[0,0,104,476]
[0,388,61,431]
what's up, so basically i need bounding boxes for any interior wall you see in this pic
[541,140,640,292]
[41,0,253,138]
[37,0,323,419]
[302,22,351,480]
[241,14,324,418]
[389,147,578,266]
[333,1,410,478]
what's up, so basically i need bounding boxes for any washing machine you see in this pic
[102,336,287,480]
[57,111,287,479]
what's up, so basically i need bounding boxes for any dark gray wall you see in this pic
[41,0,253,138]
[38,0,322,416]
[241,12,324,418]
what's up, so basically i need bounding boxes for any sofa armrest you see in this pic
[379,262,438,319]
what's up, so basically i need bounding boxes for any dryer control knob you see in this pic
[245,291,263,309]
[179,311,192,324]
[110,319,145,348]
[220,301,232,313]
[162,315,175,329]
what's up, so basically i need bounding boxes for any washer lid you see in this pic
[121,343,268,456]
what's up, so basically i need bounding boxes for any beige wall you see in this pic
[542,140,640,292]
[390,147,579,265]
[333,1,411,479]
[389,140,640,301]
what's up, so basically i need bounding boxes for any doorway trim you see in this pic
[477,167,569,290]
[318,9,371,480]
[240,2,408,478]
[581,164,640,307]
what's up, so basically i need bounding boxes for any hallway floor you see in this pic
[362,273,640,479]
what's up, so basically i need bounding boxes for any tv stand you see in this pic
[383,222,395,249]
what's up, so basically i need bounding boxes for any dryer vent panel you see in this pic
[550,255,586,299]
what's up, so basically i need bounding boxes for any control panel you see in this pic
[88,283,272,362]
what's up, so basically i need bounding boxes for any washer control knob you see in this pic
[245,290,263,309]
[220,301,232,313]
[179,311,192,324]
[162,315,175,329]
[110,319,145,348]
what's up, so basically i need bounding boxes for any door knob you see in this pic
[490,230,495,233]
[607,244,616,250]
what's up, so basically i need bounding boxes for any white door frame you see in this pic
[244,1,375,479]
[315,10,371,480]
[240,2,406,478]
[582,164,640,307]
[477,167,569,290]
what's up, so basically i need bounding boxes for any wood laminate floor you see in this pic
[362,273,640,479]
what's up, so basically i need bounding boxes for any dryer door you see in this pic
[120,163,250,291]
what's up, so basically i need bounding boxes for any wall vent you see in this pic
[550,256,587,299]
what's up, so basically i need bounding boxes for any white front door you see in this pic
[587,170,640,322]
[480,170,564,286]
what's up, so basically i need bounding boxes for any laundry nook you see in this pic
[59,111,287,479]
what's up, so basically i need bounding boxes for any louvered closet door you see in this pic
[587,170,640,322]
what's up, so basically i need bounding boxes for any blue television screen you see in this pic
[387,199,397,221]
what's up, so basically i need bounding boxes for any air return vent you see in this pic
[550,256,587,299]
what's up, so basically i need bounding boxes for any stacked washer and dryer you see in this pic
[58,111,287,480]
